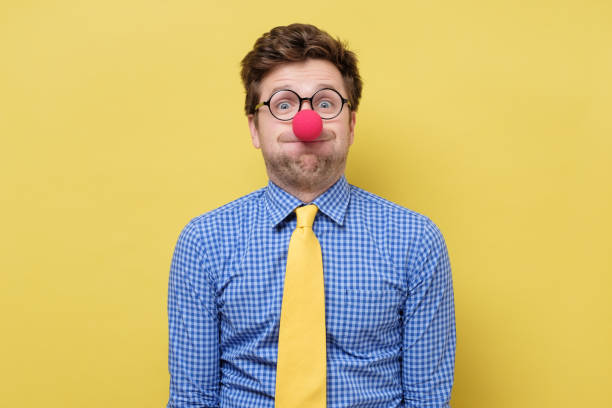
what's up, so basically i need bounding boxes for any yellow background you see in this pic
[1,1,610,406]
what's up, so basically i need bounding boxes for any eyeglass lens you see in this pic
[269,89,343,120]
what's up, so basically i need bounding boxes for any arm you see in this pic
[403,219,456,408]
[167,220,220,408]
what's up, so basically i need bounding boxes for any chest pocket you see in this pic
[326,289,404,355]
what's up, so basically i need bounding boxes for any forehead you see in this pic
[259,59,346,98]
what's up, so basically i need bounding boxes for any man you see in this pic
[167,23,456,408]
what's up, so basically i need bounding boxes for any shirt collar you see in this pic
[264,175,351,228]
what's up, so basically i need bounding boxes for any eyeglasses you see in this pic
[254,88,351,121]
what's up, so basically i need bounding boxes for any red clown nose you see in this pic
[292,110,323,141]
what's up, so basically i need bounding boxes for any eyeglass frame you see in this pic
[254,88,352,121]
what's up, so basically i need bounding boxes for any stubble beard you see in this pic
[263,149,347,193]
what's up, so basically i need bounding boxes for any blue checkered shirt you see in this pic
[167,175,455,407]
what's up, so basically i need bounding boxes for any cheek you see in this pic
[256,123,275,143]
[325,121,351,140]
[257,123,286,150]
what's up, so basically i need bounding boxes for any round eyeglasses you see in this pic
[254,88,352,121]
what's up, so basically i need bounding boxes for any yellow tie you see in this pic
[275,204,327,408]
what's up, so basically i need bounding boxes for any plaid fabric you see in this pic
[167,175,455,408]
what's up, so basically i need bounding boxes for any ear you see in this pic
[248,114,261,149]
[348,111,356,146]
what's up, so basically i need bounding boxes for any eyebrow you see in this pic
[266,83,339,97]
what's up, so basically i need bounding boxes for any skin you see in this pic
[248,59,357,203]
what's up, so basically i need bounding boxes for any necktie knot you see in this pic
[295,204,318,228]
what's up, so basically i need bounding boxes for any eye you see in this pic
[278,102,291,110]
[312,89,341,115]
[275,99,296,111]
[317,100,332,109]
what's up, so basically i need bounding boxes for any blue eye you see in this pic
[316,99,337,112]
[278,102,291,110]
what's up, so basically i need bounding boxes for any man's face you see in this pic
[248,58,356,193]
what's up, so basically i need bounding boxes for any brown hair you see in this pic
[240,23,362,116]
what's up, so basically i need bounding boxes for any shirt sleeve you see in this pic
[402,219,456,408]
[167,220,220,408]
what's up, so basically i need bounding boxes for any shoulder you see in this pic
[350,185,440,231]
[349,184,447,258]
[191,188,264,227]
[176,188,265,247]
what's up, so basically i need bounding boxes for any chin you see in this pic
[294,161,343,188]
[264,151,346,190]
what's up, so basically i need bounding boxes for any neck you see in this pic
[270,173,343,203]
